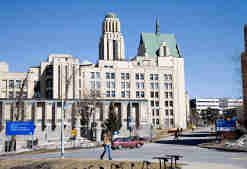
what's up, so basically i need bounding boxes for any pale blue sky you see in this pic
[0,0,246,98]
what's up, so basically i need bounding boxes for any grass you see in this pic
[0,159,184,169]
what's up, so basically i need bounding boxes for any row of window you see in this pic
[153,119,175,127]
[8,91,28,98]
[151,109,174,117]
[151,101,174,107]
[1,80,27,89]
[89,72,173,81]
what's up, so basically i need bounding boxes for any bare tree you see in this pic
[9,71,32,151]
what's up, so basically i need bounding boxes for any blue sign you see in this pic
[6,121,35,136]
[216,119,236,131]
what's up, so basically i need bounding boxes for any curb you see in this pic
[199,145,247,152]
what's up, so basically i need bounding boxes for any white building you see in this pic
[0,13,188,141]
[190,98,243,114]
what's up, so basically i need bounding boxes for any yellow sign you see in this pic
[72,129,77,136]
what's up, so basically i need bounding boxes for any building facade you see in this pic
[0,13,187,142]
[190,98,243,115]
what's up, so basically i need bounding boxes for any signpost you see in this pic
[6,121,35,150]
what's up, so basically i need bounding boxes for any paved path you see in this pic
[1,128,246,169]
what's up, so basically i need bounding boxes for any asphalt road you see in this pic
[1,129,247,169]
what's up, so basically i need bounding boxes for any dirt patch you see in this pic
[0,159,184,169]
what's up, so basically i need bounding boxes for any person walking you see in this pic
[100,132,112,160]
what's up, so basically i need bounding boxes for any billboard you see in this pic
[6,121,35,136]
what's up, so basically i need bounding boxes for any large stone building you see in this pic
[0,13,187,142]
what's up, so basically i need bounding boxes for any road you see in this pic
[1,128,247,169]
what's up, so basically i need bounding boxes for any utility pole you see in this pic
[60,66,64,159]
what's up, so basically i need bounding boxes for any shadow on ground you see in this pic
[179,133,216,138]
[155,138,217,146]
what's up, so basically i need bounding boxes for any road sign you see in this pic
[72,129,77,136]
[63,106,68,110]
[6,121,35,136]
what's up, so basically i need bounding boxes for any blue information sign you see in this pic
[216,119,236,131]
[6,121,35,136]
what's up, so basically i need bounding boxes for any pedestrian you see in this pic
[100,131,112,160]
[174,130,178,140]
[180,128,183,136]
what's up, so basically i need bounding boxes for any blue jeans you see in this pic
[100,145,112,160]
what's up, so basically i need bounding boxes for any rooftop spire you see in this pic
[155,17,160,35]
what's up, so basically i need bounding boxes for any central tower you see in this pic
[99,13,125,61]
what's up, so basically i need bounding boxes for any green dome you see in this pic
[105,13,117,19]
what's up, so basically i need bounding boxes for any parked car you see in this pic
[111,137,144,149]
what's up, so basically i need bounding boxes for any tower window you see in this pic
[163,46,167,56]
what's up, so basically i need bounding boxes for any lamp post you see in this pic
[60,66,65,159]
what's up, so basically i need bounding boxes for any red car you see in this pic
[111,137,144,149]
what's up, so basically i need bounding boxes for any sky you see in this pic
[0,0,246,99]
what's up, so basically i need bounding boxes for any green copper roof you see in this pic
[141,32,181,57]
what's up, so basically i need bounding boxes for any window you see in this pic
[165,92,169,98]
[170,109,173,116]
[136,82,140,89]
[164,74,168,80]
[155,101,159,107]
[155,92,159,98]
[169,92,173,98]
[150,92,154,98]
[140,73,144,80]
[106,73,110,79]
[153,119,155,125]
[163,46,167,56]
[121,91,125,97]
[156,119,160,125]
[96,81,101,88]
[152,109,155,116]
[126,82,130,88]
[165,101,169,107]
[9,91,13,98]
[126,73,130,79]
[141,91,144,98]
[170,119,174,127]
[106,91,110,97]
[111,73,115,79]
[165,109,169,116]
[9,80,14,88]
[126,91,130,97]
[164,83,169,90]
[90,81,95,88]
[121,73,125,79]
[136,91,140,98]
[106,81,110,88]
[151,101,154,107]
[96,72,100,79]
[2,80,7,88]
[169,101,173,107]
[149,74,153,80]
[156,109,159,116]
[168,74,172,80]
[140,82,144,89]
[16,80,21,88]
[111,91,116,97]
[136,73,139,80]
[155,83,159,89]
[169,83,173,90]
[150,82,154,89]
[90,72,95,79]
[79,79,81,88]
[121,82,125,89]
[154,74,159,80]
[111,81,115,88]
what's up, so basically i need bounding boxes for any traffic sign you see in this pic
[72,129,77,136]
